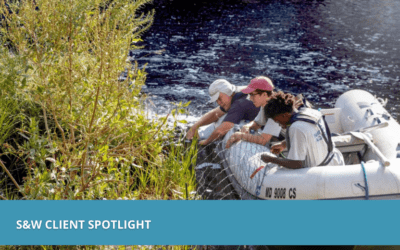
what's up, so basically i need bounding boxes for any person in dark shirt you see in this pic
[186,79,260,145]
[225,76,277,148]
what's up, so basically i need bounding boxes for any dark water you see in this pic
[134,0,400,123]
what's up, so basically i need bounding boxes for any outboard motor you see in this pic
[335,89,400,161]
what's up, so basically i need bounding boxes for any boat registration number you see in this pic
[265,187,296,199]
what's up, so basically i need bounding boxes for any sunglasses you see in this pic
[248,92,261,97]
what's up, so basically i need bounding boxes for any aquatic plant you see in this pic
[0,0,197,200]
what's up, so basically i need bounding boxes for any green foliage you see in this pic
[135,135,198,200]
[0,98,18,145]
[0,0,197,200]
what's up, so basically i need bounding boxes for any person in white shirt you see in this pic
[260,91,344,169]
[225,76,281,148]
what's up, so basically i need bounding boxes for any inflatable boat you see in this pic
[196,89,400,200]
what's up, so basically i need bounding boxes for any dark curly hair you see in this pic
[264,91,296,118]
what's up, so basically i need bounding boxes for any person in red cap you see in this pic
[186,79,259,145]
[225,76,281,148]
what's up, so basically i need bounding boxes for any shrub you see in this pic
[0,0,197,200]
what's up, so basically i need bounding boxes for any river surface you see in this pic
[134,0,400,124]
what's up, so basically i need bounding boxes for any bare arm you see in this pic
[261,153,303,169]
[226,132,272,148]
[199,121,234,145]
[186,107,225,139]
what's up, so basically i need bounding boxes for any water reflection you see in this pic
[136,0,400,121]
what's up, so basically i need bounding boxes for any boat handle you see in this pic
[366,109,374,119]
[373,117,381,124]
[382,113,391,121]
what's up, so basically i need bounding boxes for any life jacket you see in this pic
[295,94,313,109]
[286,108,334,166]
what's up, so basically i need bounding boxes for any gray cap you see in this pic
[208,79,235,102]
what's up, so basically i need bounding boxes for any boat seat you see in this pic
[271,134,368,154]
[333,134,370,165]
[332,134,368,154]
[272,133,369,165]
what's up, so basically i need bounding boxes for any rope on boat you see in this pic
[250,166,265,179]
[361,161,369,200]
[255,163,269,197]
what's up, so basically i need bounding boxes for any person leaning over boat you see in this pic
[260,91,344,169]
[186,79,260,146]
[225,76,280,148]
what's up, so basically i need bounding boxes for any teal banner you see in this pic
[0,200,398,245]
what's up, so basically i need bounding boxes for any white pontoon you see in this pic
[197,89,400,200]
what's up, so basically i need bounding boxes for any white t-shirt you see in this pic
[287,120,344,168]
[254,106,281,137]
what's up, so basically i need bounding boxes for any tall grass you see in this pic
[0,0,197,200]
[135,135,198,200]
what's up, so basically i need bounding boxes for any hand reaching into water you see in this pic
[186,125,198,140]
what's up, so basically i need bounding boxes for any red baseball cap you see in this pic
[241,76,274,94]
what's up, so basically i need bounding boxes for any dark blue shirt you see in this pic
[220,93,260,124]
